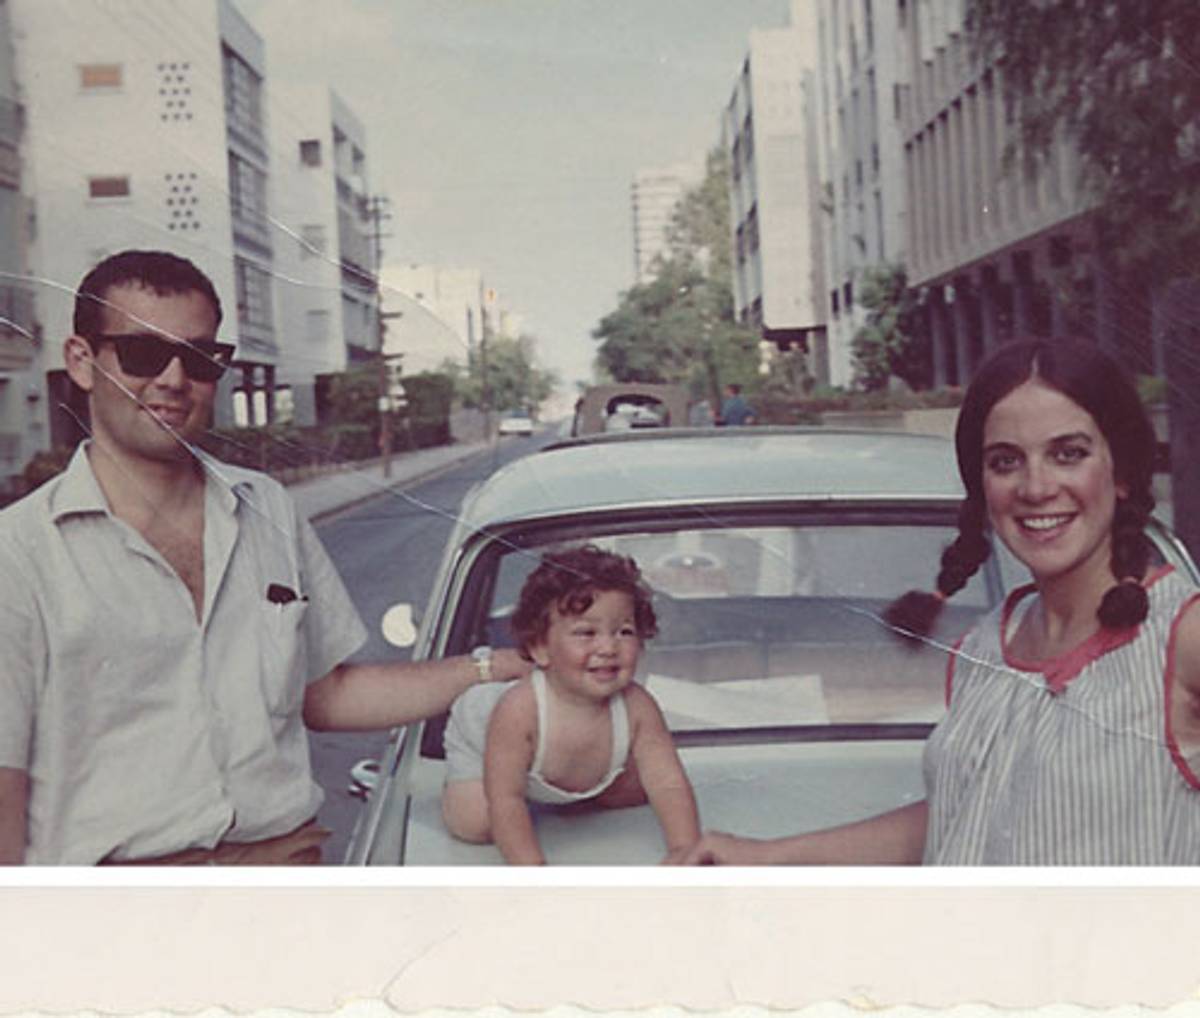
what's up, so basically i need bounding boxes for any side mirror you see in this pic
[380,602,418,648]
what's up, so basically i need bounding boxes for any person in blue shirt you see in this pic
[719,384,756,426]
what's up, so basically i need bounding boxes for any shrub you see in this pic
[21,445,76,493]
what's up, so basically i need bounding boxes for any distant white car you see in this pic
[498,410,534,436]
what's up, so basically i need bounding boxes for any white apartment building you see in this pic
[378,263,484,377]
[814,0,908,387]
[0,2,36,495]
[10,0,279,447]
[630,162,700,284]
[270,83,376,425]
[724,4,827,380]
[900,0,1106,386]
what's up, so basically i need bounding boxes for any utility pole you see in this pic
[481,286,495,440]
[366,194,398,477]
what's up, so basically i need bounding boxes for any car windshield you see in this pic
[474,520,1019,736]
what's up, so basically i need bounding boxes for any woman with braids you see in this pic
[682,337,1200,865]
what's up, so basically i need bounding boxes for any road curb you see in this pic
[305,441,497,524]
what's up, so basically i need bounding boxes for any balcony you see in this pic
[0,96,22,147]
[0,97,22,188]
[0,283,36,372]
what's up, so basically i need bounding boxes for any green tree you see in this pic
[444,334,558,415]
[966,0,1200,282]
[593,145,762,408]
[850,263,928,392]
[323,363,379,427]
[664,147,736,284]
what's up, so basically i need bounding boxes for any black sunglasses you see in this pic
[90,332,235,383]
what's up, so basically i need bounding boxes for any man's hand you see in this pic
[489,647,533,683]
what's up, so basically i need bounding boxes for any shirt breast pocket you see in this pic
[258,599,310,718]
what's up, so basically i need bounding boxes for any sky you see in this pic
[237,0,793,391]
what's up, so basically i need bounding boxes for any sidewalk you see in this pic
[286,439,494,522]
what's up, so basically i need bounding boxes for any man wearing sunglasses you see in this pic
[0,249,528,865]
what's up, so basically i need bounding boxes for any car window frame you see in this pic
[418,497,994,758]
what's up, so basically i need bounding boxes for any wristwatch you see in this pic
[470,644,494,683]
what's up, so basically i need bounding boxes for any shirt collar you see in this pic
[49,441,255,523]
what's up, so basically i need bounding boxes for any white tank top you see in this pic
[526,669,631,806]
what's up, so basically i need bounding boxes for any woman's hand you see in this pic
[680,830,774,865]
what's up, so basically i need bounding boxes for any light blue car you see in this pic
[346,427,1199,864]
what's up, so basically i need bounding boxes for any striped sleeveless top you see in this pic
[923,566,1200,865]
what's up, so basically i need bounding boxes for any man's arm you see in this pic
[303,648,531,732]
[625,687,700,862]
[0,768,28,865]
[483,686,543,865]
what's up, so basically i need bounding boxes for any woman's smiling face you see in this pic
[981,378,1126,587]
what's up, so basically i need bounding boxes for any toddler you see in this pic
[441,544,700,864]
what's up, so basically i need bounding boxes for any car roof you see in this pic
[462,427,964,529]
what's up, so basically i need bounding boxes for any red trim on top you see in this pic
[1163,591,1200,791]
[945,632,967,707]
[1000,566,1175,695]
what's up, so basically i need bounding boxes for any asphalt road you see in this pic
[309,428,561,863]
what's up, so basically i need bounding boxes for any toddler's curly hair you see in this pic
[510,544,658,657]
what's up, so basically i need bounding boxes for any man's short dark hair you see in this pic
[73,249,224,340]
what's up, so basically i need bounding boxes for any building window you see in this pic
[843,281,854,311]
[228,152,268,236]
[273,386,294,425]
[300,224,326,258]
[235,257,273,330]
[88,175,130,199]
[305,310,331,344]
[79,64,122,89]
[232,389,250,428]
[299,139,322,167]
[222,45,263,141]
[831,289,840,316]
[875,190,885,259]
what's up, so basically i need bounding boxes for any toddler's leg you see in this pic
[441,780,492,843]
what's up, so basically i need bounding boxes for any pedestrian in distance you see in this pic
[441,544,700,864]
[718,383,756,426]
[0,249,530,865]
[683,336,1200,865]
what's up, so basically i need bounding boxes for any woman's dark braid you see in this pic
[886,496,992,645]
[1097,492,1154,628]
[936,497,992,599]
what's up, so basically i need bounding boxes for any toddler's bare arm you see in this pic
[483,685,543,864]
[626,686,700,861]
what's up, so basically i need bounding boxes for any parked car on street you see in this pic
[498,410,535,436]
[346,427,1200,864]
[571,383,688,436]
